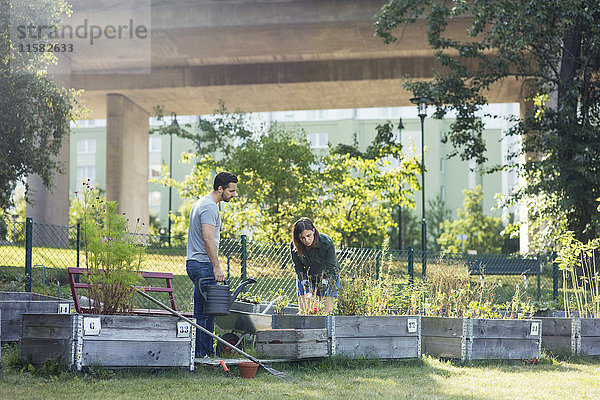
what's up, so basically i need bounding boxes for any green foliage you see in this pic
[336,272,399,316]
[75,181,144,314]
[318,152,420,248]
[392,259,533,318]
[389,206,421,250]
[556,233,600,318]
[0,0,80,211]
[270,289,290,315]
[226,125,317,242]
[375,0,600,246]
[437,185,504,254]
[427,193,452,252]
[152,104,421,246]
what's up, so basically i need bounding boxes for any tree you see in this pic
[318,152,420,248]
[375,1,600,248]
[437,186,504,254]
[226,125,317,242]
[427,193,452,252]
[0,0,78,210]
[152,106,317,243]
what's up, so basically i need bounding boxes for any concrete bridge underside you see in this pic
[30,0,525,232]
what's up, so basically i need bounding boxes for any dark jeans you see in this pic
[186,259,217,357]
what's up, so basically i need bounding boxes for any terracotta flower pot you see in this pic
[239,361,258,379]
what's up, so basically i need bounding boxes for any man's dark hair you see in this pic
[213,171,238,191]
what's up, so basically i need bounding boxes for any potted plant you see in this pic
[20,182,196,370]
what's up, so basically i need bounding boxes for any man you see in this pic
[186,171,238,358]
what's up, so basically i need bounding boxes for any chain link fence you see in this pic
[0,217,560,313]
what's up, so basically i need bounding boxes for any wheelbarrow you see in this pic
[214,296,281,356]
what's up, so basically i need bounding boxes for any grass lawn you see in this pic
[2,345,600,400]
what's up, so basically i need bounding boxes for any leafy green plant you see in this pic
[76,181,145,314]
[269,289,290,315]
[556,233,600,318]
[336,271,400,316]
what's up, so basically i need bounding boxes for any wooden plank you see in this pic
[21,325,76,340]
[255,341,328,359]
[81,340,191,367]
[542,336,573,354]
[579,337,600,356]
[421,317,463,337]
[421,336,463,359]
[1,300,73,342]
[333,316,419,338]
[0,292,62,301]
[96,315,181,330]
[469,338,540,360]
[333,336,419,359]
[580,318,600,336]
[19,338,74,365]
[230,301,259,313]
[256,329,328,343]
[470,319,541,340]
[539,317,573,336]
[272,315,327,330]
[21,314,75,339]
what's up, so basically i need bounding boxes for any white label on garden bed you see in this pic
[177,321,191,338]
[407,318,418,333]
[530,322,540,336]
[58,303,70,314]
[84,317,101,336]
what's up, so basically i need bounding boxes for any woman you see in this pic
[290,217,340,313]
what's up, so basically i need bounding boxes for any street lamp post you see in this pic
[410,97,433,278]
[397,117,405,251]
[167,112,177,245]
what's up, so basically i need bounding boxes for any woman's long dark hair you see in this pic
[292,217,320,257]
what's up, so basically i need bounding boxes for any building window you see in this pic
[149,137,162,153]
[307,133,328,148]
[440,185,446,202]
[149,164,162,179]
[77,166,96,183]
[149,191,161,206]
[440,158,445,173]
[77,139,96,154]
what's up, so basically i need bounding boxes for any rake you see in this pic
[134,288,296,381]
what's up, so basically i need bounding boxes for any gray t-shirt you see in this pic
[186,195,221,263]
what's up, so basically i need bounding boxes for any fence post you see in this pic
[536,254,541,301]
[422,249,427,280]
[76,223,81,269]
[375,245,381,280]
[408,247,414,284]
[25,217,33,292]
[227,252,231,282]
[241,234,247,285]
[552,251,558,301]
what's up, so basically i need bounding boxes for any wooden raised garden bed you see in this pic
[272,315,421,359]
[538,317,600,356]
[0,291,74,343]
[255,328,329,359]
[421,317,542,361]
[20,313,195,370]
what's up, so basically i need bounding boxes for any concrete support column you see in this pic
[25,141,70,247]
[106,94,150,233]
[26,54,72,246]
